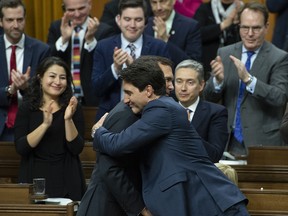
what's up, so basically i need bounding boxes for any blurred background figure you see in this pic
[194,0,243,80]
[266,0,288,52]
[174,0,202,18]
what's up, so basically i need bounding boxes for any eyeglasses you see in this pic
[239,25,264,34]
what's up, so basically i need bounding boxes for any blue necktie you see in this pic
[234,51,255,143]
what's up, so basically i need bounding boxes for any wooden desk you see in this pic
[0,184,32,204]
[242,188,288,212]
[0,202,78,216]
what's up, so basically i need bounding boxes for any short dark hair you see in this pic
[0,0,26,19]
[118,0,147,19]
[25,57,73,110]
[120,55,166,96]
[239,2,269,25]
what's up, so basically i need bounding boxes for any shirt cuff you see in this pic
[84,38,97,52]
[245,76,257,93]
[213,76,224,92]
[111,64,119,80]
[56,36,69,52]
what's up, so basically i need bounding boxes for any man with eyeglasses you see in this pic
[204,2,288,157]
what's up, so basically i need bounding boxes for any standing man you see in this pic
[0,0,50,141]
[47,0,114,106]
[204,2,288,156]
[175,59,228,162]
[145,0,202,62]
[92,0,170,121]
[92,56,248,216]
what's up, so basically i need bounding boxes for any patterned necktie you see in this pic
[234,51,255,143]
[72,26,83,98]
[6,45,18,128]
[128,43,136,60]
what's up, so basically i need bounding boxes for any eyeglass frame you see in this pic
[239,25,265,34]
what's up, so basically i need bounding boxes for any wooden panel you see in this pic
[82,106,98,141]
[0,184,33,204]
[247,147,288,166]
[0,202,78,216]
[242,189,288,211]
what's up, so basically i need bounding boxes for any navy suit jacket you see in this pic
[92,34,170,121]
[192,100,228,162]
[47,19,115,106]
[0,35,50,137]
[94,96,247,216]
[145,12,202,62]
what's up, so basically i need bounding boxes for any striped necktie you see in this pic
[234,51,255,143]
[72,26,83,98]
[127,43,136,60]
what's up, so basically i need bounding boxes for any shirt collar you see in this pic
[179,96,200,113]
[121,34,143,50]
[4,33,25,49]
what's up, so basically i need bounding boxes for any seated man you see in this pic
[174,59,228,162]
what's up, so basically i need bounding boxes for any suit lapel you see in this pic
[0,36,9,84]
[141,35,151,55]
[23,35,33,74]
[191,101,207,129]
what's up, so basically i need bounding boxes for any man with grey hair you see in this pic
[175,59,228,162]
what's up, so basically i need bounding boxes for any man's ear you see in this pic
[115,14,121,27]
[146,85,154,97]
[61,3,66,12]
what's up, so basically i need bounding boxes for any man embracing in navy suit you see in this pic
[175,59,228,162]
[91,0,170,121]
[92,56,248,216]
[0,0,50,141]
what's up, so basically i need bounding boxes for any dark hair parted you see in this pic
[120,55,166,96]
[25,56,73,111]
[239,2,269,25]
[118,0,147,18]
[0,0,26,19]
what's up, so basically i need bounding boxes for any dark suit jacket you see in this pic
[0,35,50,138]
[47,19,115,106]
[145,12,202,63]
[77,101,144,216]
[204,41,288,146]
[92,34,170,121]
[94,96,247,215]
[192,100,228,162]
[0,27,3,35]
[194,2,240,78]
[266,0,288,50]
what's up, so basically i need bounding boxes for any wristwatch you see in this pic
[245,74,254,86]
[5,85,12,96]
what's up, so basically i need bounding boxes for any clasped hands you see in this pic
[210,55,251,84]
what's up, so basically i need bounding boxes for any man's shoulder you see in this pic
[174,12,198,26]
[25,35,50,49]
[200,100,227,113]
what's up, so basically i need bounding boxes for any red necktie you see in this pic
[6,45,18,128]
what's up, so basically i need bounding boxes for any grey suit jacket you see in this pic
[204,41,288,146]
